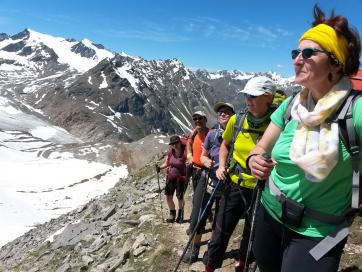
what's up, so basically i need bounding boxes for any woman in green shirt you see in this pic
[248,5,361,272]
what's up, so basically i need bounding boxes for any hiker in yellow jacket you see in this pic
[203,76,277,272]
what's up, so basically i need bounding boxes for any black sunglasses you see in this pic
[193,116,204,121]
[244,94,258,99]
[291,48,329,60]
[217,110,233,116]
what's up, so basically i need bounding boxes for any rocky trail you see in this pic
[160,184,243,272]
[0,148,361,272]
[157,174,362,272]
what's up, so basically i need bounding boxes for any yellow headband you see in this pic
[299,23,348,66]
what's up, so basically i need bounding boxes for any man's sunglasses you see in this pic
[244,94,259,99]
[291,48,329,60]
[193,116,204,121]
[217,110,233,116]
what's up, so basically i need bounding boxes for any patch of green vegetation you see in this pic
[29,241,51,258]
[130,154,166,185]
[149,244,171,272]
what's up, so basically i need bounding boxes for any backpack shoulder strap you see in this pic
[226,111,247,166]
[335,90,362,157]
[211,124,222,145]
[335,90,362,209]
[283,93,298,125]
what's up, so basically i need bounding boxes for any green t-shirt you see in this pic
[262,96,362,237]
[223,113,269,188]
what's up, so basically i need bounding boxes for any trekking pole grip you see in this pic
[258,153,271,187]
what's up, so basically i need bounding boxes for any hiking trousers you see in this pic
[204,182,253,269]
[191,167,203,191]
[253,205,347,272]
[189,170,221,235]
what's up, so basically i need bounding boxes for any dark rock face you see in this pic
[2,41,26,52]
[0,33,9,41]
[33,55,216,142]
[11,28,30,40]
[30,46,59,62]
[92,43,105,49]
[71,42,96,58]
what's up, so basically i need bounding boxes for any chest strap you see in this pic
[267,177,349,261]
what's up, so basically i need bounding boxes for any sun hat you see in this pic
[240,76,276,96]
[213,102,235,113]
[168,135,181,145]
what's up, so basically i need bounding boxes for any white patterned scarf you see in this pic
[289,78,352,181]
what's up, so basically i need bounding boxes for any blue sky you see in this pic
[0,0,361,77]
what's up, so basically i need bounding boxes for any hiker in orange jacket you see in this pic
[186,111,210,191]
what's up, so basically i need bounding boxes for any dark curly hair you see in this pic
[311,5,361,76]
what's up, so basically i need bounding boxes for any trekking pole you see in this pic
[243,153,271,272]
[173,180,222,272]
[156,165,164,222]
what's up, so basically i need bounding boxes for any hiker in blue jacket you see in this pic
[248,5,361,272]
[182,102,234,263]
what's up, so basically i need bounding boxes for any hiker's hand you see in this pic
[216,166,227,181]
[156,165,161,173]
[186,157,193,166]
[203,158,214,169]
[249,154,275,180]
[186,152,193,165]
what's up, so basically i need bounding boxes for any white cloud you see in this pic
[99,27,189,43]
[256,26,277,40]
[276,27,292,36]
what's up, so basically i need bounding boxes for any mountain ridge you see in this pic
[0,29,300,143]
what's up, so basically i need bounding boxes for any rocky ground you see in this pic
[0,139,361,272]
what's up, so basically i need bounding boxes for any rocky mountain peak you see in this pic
[0,33,9,42]
[10,28,30,40]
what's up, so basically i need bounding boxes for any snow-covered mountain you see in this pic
[0,28,114,73]
[0,93,173,247]
[194,69,299,110]
[0,29,299,143]
[0,95,130,247]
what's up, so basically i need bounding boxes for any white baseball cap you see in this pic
[240,76,276,96]
[192,110,207,118]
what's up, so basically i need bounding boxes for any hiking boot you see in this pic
[182,245,200,263]
[175,209,184,223]
[166,210,176,223]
